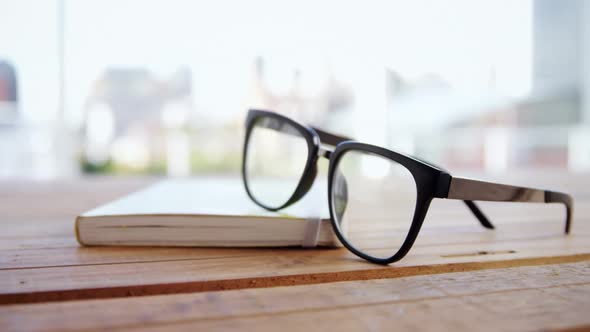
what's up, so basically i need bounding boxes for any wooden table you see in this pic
[1,172,589,331]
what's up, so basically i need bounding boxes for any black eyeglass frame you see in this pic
[242,109,323,212]
[242,109,574,265]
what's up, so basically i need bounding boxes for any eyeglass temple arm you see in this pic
[310,126,495,230]
[446,176,573,234]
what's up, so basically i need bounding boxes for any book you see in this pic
[75,178,339,247]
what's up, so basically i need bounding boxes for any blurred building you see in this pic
[383,0,590,171]
[85,67,192,135]
[0,60,19,124]
[526,0,585,125]
[248,56,353,126]
[82,67,194,172]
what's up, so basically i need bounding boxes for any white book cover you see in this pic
[75,178,339,247]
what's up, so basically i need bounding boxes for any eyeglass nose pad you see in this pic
[332,169,348,223]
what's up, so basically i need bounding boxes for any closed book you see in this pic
[75,178,338,247]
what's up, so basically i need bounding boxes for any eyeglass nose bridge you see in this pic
[285,144,334,208]
[287,155,319,206]
[318,145,333,159]
[289,143,349,216]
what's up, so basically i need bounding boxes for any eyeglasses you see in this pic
[241,109,574,264]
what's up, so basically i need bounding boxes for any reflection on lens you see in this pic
[331,150,417,260]
[245,117,309,209]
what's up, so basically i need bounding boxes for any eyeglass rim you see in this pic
[327,141,443,264]
[242,109,321,211]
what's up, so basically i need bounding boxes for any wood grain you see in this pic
[1,261,588,332]
[0,174,589,306]
[1,217,588,304]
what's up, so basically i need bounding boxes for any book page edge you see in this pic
[74,215,337,247]
[75,215,85,246]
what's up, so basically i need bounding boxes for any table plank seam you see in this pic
[2,254,589,306]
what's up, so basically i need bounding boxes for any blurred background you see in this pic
[0,0,589,179]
